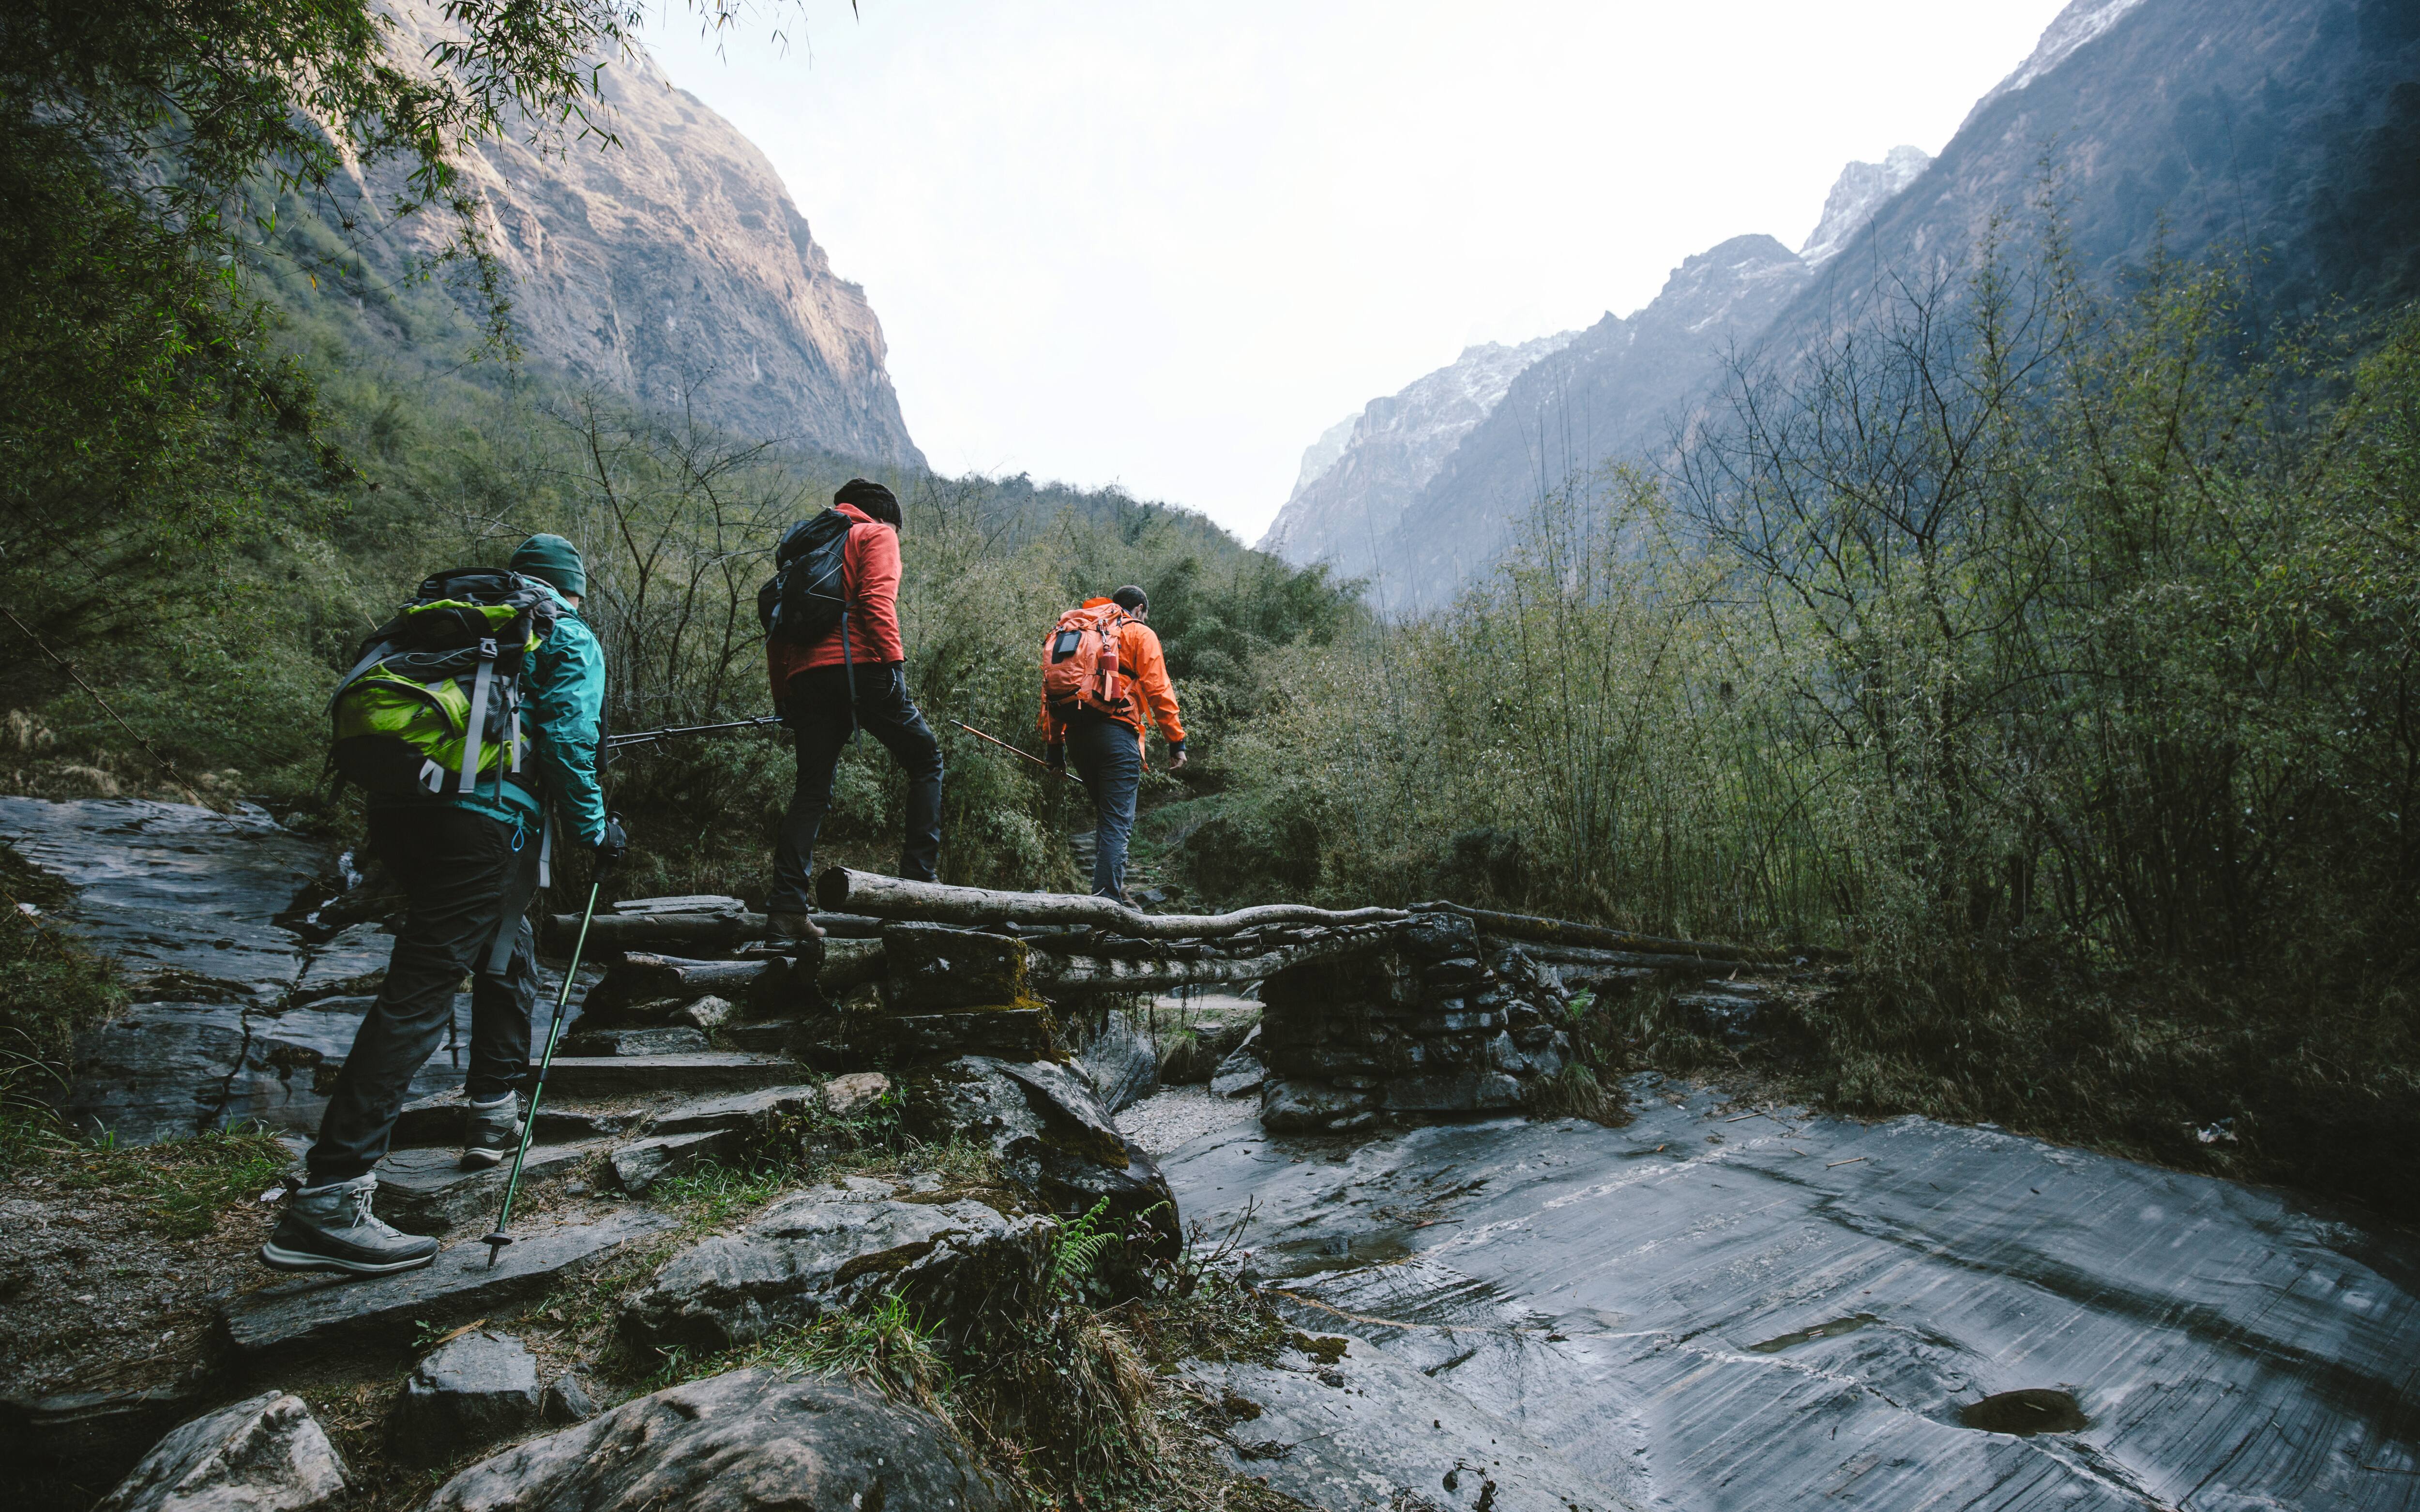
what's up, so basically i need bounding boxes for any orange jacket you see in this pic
[766,503,904,698]
[1040,600,1185,755]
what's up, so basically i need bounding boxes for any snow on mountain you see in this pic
[1799,145,1934,265]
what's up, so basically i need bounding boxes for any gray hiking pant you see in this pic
[1068,719,1142,900]
[306,806,538,1183]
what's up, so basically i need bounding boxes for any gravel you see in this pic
[1118,1086,1255,1157]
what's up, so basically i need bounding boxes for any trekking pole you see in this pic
[479,873,605,1268]
[953,720,1085,787]
[605,715,781,752]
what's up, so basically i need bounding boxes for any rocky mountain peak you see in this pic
[338,4,921,466]
[1257,331,1576,566]
[1799,146,1934,265]
[1961,0,2151,132]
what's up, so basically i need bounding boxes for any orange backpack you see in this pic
[1041,602,1130,721]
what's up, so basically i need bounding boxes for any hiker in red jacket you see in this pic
[765,479,942,941]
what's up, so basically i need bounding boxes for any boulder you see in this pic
[424,1368,1005,1512]
[542,1376,598,1425]
[620,1177,1048,1355]
[392,1331,542,1465]
[675,995,737,1031]
[822,1071,890,1118]
[900,1057,1180,1267]
[96,1392,347,1512]
[1077,1010,1158,1113]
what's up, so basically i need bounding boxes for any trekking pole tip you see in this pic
[481,1231,514,1268]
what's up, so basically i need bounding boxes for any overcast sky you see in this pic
[640,1,2073,543]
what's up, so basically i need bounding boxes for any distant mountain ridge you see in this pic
[327,3,922,467]
[1263,0,2420,610]
[1259,332,1575,584]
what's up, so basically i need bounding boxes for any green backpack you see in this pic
[328,569,560,799]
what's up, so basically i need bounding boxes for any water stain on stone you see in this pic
[1959,1388,2088,1436]
[1748,1313,1878,1352]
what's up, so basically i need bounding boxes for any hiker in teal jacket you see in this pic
[264,534,626,1277]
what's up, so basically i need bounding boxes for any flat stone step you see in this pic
[558,1026,711,1058]
[219,1208,674,1366]
[391,1090,645,1149]
[715,1021,795,1053]
[539,1053,806,1098]
[374,1143,600,1236]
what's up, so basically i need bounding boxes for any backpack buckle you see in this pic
[478,637,498,660]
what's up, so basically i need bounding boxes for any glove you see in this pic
[593,813,628,873]
[1044,742,1065,775]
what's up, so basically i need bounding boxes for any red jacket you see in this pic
[766,503,904,697]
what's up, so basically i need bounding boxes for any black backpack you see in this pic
[757,511,855,647]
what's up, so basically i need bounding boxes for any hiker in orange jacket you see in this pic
[1041,585,1185,900]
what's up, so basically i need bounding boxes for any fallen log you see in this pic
[817,868,1407,940]
[586,943,887,1018]
[547,910,887,953]
[1415,900,1807,964]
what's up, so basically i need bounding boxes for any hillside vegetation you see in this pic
[1181,222,2420,1211]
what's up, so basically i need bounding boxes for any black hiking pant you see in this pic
[771,661,945,914]
[306,806,539,1184]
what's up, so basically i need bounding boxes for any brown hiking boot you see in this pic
[766,911,824,944]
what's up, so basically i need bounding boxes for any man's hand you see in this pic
[593,814,629,873]
[1169,750,1189,771]
[1044,742,1066,781]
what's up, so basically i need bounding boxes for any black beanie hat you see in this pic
[1111,584,1149,613]
[834,478,900,526]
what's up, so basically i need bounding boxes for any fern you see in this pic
[1049,1198,1118,1299]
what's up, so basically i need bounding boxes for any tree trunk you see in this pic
[816,867,1407,939]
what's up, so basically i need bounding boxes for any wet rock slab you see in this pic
[0,798,481,1143]
[219,1209,673,1366]
[1186,1340,1634,1512]
[1165,1079,2420,1512]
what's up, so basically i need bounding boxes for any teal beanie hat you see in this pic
[509,534,586,599]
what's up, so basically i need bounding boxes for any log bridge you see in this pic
[551,868,1820,1078]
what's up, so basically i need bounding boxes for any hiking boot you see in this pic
[258,1175,439,1276]
[460,1091,525,1170]
[766,911,824,944]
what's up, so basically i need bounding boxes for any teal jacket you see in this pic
[374,582,608,845]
